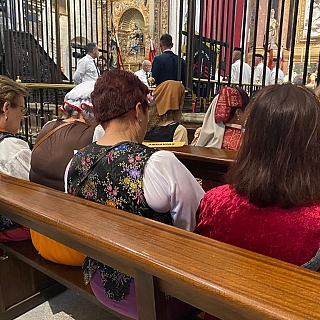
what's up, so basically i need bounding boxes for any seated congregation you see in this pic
[0,71,320,320]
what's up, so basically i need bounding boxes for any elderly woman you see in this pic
[145,80,188,144]
[192,86,249,150]
[29,80,104,266]
[66,70,204,319]
[194,84,320,320]
[0,75,30,242]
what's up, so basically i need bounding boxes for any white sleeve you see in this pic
[73,59,86,84]
[64,159,72,193]
[173,125,188,144]
[231,63,238,83]
[143,150,204,231]
[92,125,105,142]
[0,138,31,180]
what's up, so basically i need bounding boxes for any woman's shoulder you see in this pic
[0,136,30,150]
[176,123,187,130]
[203,184,241,203]
[148,149,177,161]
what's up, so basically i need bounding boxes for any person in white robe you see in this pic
[230,47,251,84]
[270,58,284,84]
[253,53,271,86]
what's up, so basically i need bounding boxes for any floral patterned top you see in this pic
[67,141,173,301]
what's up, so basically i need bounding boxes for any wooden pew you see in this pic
[0,252,66,320]
[0,240,131,320]
[0,173,320,320]
[157,145,237,190]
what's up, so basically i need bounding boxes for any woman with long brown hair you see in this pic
[194,84,320,319]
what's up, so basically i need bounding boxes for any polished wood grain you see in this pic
[157,145,237,184]
[0,173,320,320]
[158,145,237,164]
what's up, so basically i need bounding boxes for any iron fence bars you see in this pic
[67,0,72,82]
[226,0,238,87]
[21,83,74,145]
[303,0,314,84]
[186,0,196,94]
[274,0,285,84]
[0,0,319,107]
[177,0,184,84]
[238,0,248,87]
[288,0,300,84]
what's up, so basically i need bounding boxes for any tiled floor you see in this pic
[15,290,121,320]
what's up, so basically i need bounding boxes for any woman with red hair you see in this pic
[66,70,204,319]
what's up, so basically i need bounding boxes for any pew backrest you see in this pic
[0,173,319,320]
[156,145,236,185]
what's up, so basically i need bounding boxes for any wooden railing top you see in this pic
[0,173,320,320]
[157,145,237,165]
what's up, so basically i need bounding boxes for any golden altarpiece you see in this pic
[101,0,169,72]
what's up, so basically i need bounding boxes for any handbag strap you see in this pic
[32,122,72,152]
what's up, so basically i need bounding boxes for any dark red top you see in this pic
[194,184,320,320]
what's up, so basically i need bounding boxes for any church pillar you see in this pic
[149,0,155,36]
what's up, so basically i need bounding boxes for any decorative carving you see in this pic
[101,0,169,70]
[303,0,320,38]
[268,9,278,46]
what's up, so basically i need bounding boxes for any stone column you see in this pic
[149,0,154,36]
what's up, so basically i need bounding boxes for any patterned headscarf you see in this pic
[195,86,243,148]
[214,86,242,124]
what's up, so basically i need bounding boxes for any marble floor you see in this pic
[15,290,121,320]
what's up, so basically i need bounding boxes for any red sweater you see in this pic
[194,184,320,320]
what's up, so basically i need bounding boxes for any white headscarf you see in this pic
[194,95,225,148]
[59,80,96,113]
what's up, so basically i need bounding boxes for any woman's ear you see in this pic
[236,108,243,120]
[135,102,143,122]
[2,101,10,114]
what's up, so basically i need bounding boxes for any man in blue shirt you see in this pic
[151,34,186,87]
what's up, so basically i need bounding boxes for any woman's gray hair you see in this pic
[62,104,94,123]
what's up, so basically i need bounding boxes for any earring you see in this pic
[139,119,142,123]
[5,115,8,121]
[237,117,240,121]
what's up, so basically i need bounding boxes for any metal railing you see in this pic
[0,1,318,113]
[20,83,74,145]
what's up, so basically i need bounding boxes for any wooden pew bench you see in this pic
[157,146,237,190]
[0,248,66,320]
[0,240,132,320]
[0,173,320,320]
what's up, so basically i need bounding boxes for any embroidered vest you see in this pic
[67,142,173,301]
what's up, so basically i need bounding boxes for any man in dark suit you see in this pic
[151,34,186,87]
